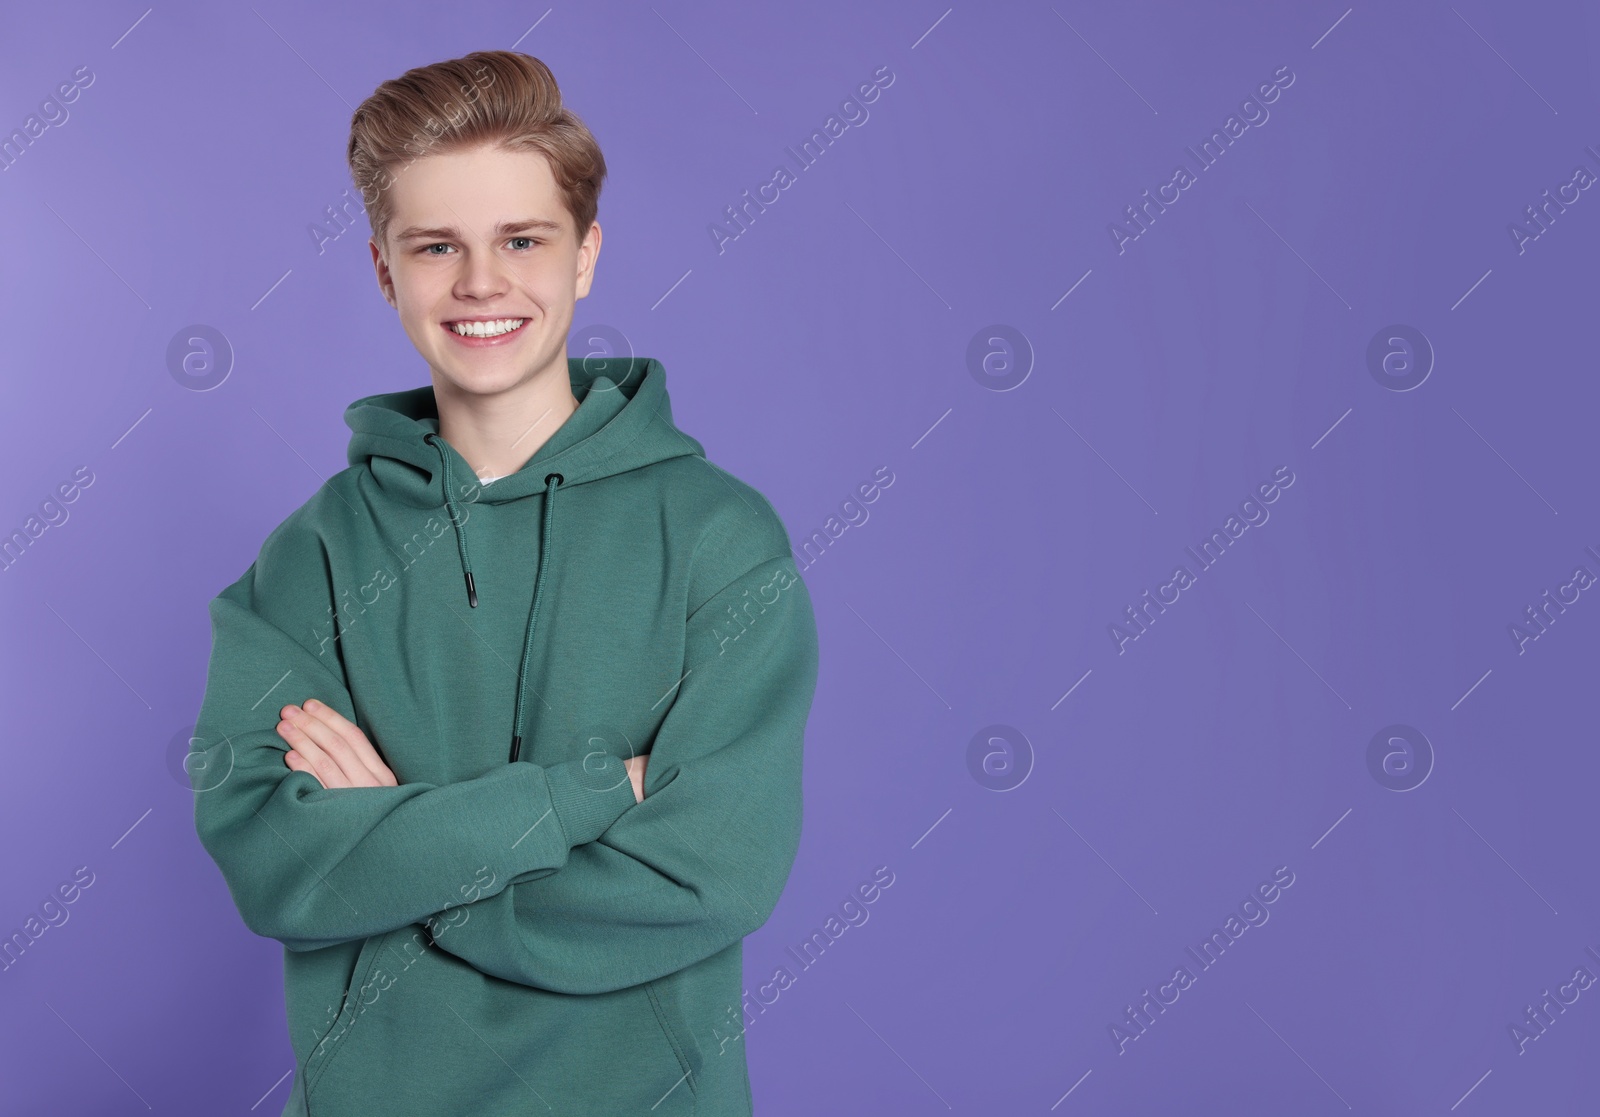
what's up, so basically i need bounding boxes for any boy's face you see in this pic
[370,143,600,397]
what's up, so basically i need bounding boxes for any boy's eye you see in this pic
[419,239,539,255]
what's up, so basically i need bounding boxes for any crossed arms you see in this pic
[191,518,818,995]
[276,697,650,802]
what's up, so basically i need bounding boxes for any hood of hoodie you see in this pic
[344,356,705,508]
[341,355,706,761]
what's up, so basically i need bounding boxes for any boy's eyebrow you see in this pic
[395,218,564,242]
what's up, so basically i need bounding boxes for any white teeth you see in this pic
[449,318,525,338]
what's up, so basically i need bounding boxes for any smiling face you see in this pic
[370,143,601,397]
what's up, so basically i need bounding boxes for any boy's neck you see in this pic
[432,356,580,481]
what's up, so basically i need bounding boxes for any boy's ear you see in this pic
[574,221,602,300]
[370,237,397,309]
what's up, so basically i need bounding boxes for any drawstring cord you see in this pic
[424,433,563,764]
[423,432,479,608]
[510,471,562,763]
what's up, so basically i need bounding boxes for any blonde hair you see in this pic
[347,50,607,251]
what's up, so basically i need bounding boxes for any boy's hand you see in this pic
[624,753,649,803]
[278,699,399,788]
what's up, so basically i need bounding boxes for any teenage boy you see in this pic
[190,50,819,1117]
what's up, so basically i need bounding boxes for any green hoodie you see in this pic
[190,356,819,1116]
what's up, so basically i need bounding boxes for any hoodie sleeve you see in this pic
[425,552,820,994]
[190,517,639,954]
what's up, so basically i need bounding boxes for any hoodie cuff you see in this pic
[543,753,638,846]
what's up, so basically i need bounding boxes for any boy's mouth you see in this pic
[443,317,529,339]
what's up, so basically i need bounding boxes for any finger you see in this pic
[626,755,646,802]
[276,715,338,785]
[279,705,370,788]
[278,718,353,789]
[301,700,398,787]
[288,702,389,788]
[278,725,342,789]
[281,703,369,787]
[284,749,327,789]
[278,705,355,786]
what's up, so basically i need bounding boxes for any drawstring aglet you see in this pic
[509,734,522,764]
[463,571,478,608]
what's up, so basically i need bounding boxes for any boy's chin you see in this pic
[430,360,542,397]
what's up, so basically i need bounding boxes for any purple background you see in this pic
[3,1,1597,1113]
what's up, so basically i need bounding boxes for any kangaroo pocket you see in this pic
[644,971,705,1099]
[303,926,699,1116]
